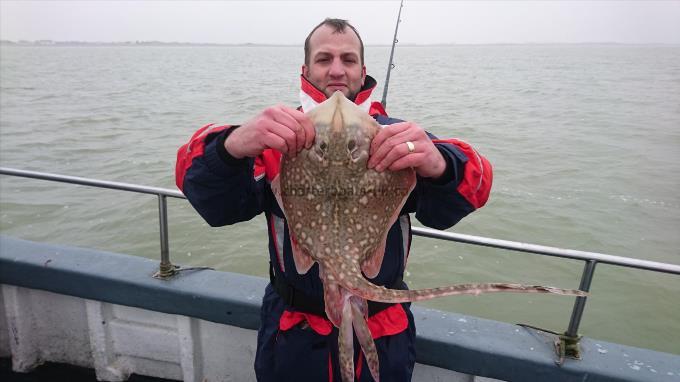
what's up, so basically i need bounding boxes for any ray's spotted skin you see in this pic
[271,92,586,382]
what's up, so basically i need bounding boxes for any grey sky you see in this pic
[1,1,679,45]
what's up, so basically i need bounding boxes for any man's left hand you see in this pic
[367,122,447,180]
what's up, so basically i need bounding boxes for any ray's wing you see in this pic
[271,169,316,274]
[354,168,416,278]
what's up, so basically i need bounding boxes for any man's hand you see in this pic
[225,106,315,159]
[367,122,447,180]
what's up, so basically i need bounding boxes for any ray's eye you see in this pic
[314,141,328,159]
[347,139,356,152]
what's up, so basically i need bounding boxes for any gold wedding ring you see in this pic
[406,141,415,153]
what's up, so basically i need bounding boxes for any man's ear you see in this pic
[361,65,367,85]
[302,65,309,77]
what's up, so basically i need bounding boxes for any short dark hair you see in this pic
[304,18,364,66]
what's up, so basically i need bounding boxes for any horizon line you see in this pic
[2,39,679,47]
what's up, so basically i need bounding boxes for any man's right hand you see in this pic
[225,106,315,159]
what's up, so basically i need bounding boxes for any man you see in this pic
[176,18,492,382]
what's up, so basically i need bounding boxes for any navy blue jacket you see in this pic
[175,75,492,381]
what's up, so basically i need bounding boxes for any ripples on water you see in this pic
[1,45,679,354]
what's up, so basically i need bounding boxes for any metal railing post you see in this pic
[155,194,176,278]
[558,260,597,360]
[567,260,597,337]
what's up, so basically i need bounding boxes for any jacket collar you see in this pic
[299,75,378,113]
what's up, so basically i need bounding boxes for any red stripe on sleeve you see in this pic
[253,156,266,180]
[175,124,231,191]
[259,149,282,182]
[368,101,387,117]
[433,139,493,209]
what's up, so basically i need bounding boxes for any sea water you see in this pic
[1,44,678,354]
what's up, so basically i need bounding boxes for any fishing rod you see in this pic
[381,0,404,108]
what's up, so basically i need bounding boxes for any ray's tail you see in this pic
[338,270,587,304]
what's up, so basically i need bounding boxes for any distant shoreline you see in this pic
[2,40,678,47]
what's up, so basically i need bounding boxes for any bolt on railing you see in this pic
[2,167,679,360]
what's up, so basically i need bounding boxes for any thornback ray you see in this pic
[271,91,586,382]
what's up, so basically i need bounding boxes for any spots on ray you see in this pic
[276,93,418,382]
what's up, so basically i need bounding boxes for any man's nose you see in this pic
[328,58,344,77]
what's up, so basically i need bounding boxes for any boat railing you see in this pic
[2,166,679,359]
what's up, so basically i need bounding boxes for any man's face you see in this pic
[303,25,366,100]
